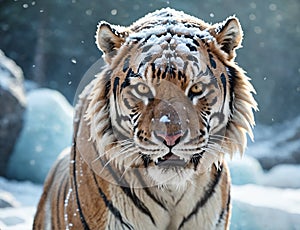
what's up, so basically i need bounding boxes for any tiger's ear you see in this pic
[212,17,243,60]
[96,21,127,63]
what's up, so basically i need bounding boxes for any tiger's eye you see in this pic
[137,83,150,94]
[190,83,202,94]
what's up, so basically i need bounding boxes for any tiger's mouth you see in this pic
[140,151,203,169]
[154,152,188,167]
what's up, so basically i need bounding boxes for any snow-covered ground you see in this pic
[1,175,300,230]
[0,178,42,230]
[1,88,300,229]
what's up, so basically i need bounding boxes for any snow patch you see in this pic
[261,164,300,188]
[232,184,300,214]
[159,115,171,123]
[0,177,42,230]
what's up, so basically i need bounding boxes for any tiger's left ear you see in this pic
[211,17,243,60]
[96,21,127,63]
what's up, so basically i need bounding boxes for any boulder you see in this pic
[6,89,73,184]
[0,50,26,176]
[247,117,300,170]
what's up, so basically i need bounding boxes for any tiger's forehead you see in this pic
[124,26,214,86]
[115,8,222,88]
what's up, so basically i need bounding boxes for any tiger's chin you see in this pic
[146,165,195,190]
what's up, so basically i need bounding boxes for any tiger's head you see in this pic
[84,8,257,188]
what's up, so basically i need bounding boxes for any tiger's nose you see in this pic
[155,131,183,147]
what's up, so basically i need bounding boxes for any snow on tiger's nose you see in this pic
[159,115,171,123]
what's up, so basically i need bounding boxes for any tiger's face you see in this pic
[86,8,257,187]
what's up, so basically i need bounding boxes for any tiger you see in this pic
[33,8,257,230]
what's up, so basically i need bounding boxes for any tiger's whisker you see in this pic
[92,142,135,163]
[96,146,138,175]
[120,153,142,180]
[209,135,244,146]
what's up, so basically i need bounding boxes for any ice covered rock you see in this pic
[247,117,300,169]
[0,190,19,208]
[0,177,42,229]
[0,50,26,176]
[231,200,300,230]
[228,154,300,189]
[6,89,73,183]
[227,155,264,185]
[231,184,300,229]
[260,164,300,188]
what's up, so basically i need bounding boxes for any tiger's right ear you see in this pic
[96,21,127,63]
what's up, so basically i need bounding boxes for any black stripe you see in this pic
[186,43,197,52]
[137,62,145,72]
[121,68,132,91]
[220,73,227,111]
[162,67,167,79]
[135,170,168,211]
[132,113,141,125]
[113,77,120,99]
[216,186,231,228]
[111,124,130,141]
[156,67,161,79]
[178,164,223,229]
[143,54,153,63]
[216,209,225,227]
[208,96,218,106]
[193,38,200,46]
[95,147,156,226]
[175,193,186,207]
[104,70,112,97]
[151,63,157,79]
[114,111,131,135]
[187,55,198,63]
[56,172,68,228]
[191,151,204,170]
[112,76,132,136]
[226,189,231,213]
[142,45,153,52]
[209,53,217,69]
[73,142,90,230]
[140,154,152,168]
[123,56,130,73]
[225,65,237,113]
[70,86,90,228]
[123,98,134,110]
[92,173,133,229]
[120,185,156,225]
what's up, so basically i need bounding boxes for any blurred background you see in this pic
[0,1,300,229]
[1,0,299,123]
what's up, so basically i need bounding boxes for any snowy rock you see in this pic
[227,155,264,185]
[228,154,300,189]
[247,117,300,169]
[0,177,42,229]
[260,164,300,188]
[0,50,26,176]
[0,199,13,208]
[231,200,300,230]
[0,187,19,208]
[6,89,73,183]
[231,184,300,230]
